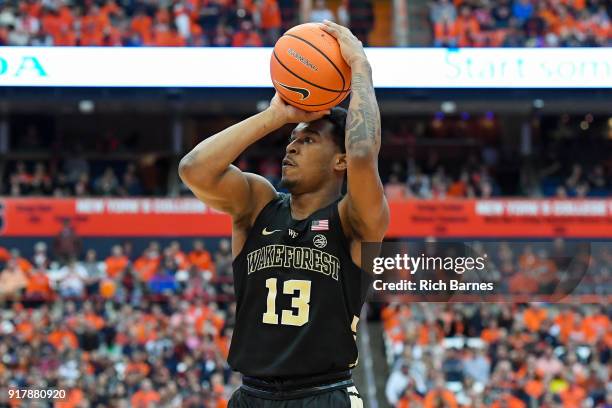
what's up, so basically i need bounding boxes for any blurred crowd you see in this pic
[382,157,612,200]
[383,302,611,407]
[6,151,610,200]
[4,160,146,197]
[0,0,375,47]
[0,237,236,407]
[429,0,611,47]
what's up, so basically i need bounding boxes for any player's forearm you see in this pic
[179,109,284,184]
[345,59,381,158]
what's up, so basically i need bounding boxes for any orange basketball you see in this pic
[270,23,351,112]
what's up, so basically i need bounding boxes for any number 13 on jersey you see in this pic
[263,278,311,326]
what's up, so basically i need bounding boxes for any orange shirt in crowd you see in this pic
[41,12,62,39]
[125,361,150,377]
[55,388,84,408]
[131,390,160,408]
[154,28,186,46]
[213,397,228,408]
[58,6,74,28]
[259,0,281,29]
[26,272,53,299]
[524,379,545,399]
[232,31,263,47]
[555,311,576,342]
[54,28,77,46]
[491,394,526,408]
[48,329,79,350]
[424,389,458,408]
[84,312,105,330]
[173,250,190,270]
[508,272,539,294]
[131,14,153,44]
[397,392,424,408]
[16,321,35,342]
[561,385,587,408]
[133,257,160,281]
[0,247,10,262]
[455,16,480,46]
[105,255,129,278]
[16,257,33,275]
[434,21,458,43]
[481,326,501,343]
[189,249,214,271]
[447,180,467,197]
[524,307,547,332]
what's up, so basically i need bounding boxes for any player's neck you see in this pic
[289,188,341,220]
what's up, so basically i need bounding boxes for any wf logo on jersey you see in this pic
[246,244,340,280]
[288,229,298,238]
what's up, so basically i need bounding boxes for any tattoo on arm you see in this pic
[346,62,381,154]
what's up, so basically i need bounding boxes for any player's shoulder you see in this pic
[238,172,280,226]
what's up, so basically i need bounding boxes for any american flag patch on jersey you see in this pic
[311,219,329,231]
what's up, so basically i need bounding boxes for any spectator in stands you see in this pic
[512,0,534,23]
[463,348,490,385]
[309,0,335,23]
[119,163,143,196]
[258,0,282,45]
[32,241,50,270]
[81,249,105,295]
[74,172,91,196]
[149,258,178,295]
[492,0,513,28]
[29,162,53,195]
[456,5,481,47]
[386,360,411,405]
[106,244,129,279]
[232,19,263,46]
[348,0,374,45]
[54,257,88,298]
[0,258,27,302]
[430,0,457,26]
[211,23,232,46]
[131,379,160,408]
[214,238,233,278]
[134,247,161,282]
[53,218,82,262]
[94,166,120,196]
[198,1,223,42]
[384,173,408,200]
[424,375,459,407]
[189,240,214,275]
[9,161,32,195]
[25,267,54,300]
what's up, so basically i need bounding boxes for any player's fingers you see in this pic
[305,110,331,121]
[320,22,338,38]
[323,20,352,37]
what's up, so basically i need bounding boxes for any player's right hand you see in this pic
[268,92,330,125]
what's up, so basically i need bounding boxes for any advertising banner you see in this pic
[0,47,610,88]
[1,198,611,238]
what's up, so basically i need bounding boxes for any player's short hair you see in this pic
[323,107,347,154]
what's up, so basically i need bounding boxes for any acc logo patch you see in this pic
[313,234,327,249]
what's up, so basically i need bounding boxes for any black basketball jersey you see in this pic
[228,192,372,378]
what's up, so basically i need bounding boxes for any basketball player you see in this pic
[179,21,388,407]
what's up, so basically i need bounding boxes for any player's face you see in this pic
[280,119,344,194]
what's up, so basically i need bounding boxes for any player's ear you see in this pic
[334,153,347,172]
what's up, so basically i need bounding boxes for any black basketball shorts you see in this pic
[228,384,363,408]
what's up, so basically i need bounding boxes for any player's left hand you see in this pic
[268,92,330,125]
[320,20,368,68]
